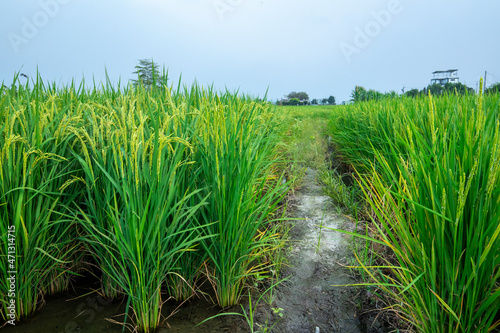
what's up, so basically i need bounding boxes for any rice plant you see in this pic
[1,74,290,332]
[329,83,500,332]
[0,74,81,321]
[195,93,288,308]
[74,88,213,332]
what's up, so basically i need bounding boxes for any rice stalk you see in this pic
[329,86,500,332]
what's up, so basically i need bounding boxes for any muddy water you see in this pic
[3,282,249,333]
[4,168,362,333]
[270,168,361,333]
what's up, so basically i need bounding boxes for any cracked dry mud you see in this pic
[269,168,361,333]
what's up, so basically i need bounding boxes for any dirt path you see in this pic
[271,168,361,333]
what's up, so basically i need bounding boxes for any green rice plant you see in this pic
[195,96,288,308]
[329,84,500,332]
[74,90,211,332]
[1,73,291,331]
[164,250,204,303]
[0,75,82,321]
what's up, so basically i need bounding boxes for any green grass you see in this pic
[278,105,333,170]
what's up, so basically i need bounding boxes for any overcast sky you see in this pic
[1,0,499,102]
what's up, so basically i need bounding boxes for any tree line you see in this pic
[109,59,500,105]
[349,81,500,103]
[404,82,474,98]
[278,91,336,106]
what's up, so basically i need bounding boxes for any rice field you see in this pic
[0,74,289,332]
[328,84,500,332]
[3,72,499,332]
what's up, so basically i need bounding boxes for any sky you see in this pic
[1,0,499,103]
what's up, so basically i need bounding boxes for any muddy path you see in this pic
[269,168,361,333]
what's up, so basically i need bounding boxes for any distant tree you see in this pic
[287,91,309,102]
[443,82,474,95]
[485,82,500,95]
[405,88,420,98]
[421,82,474,96]
[431,83,444,95]
[327,95,336,105]
[367,89,383,101]
[351,86,367,103]
[351,86,403,102]
[384,90,398,99]
[131,59,168,89]
[321,98,328,105]
[289,98,300,105]
[423,83,444,96]
[311,98,318,105]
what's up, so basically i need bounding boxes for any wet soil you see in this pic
[3,281,249,333]
[4,168,367,333]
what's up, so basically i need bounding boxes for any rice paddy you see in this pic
[2,72,500,333]
[327,83,500,332]
[0,74,289,332]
